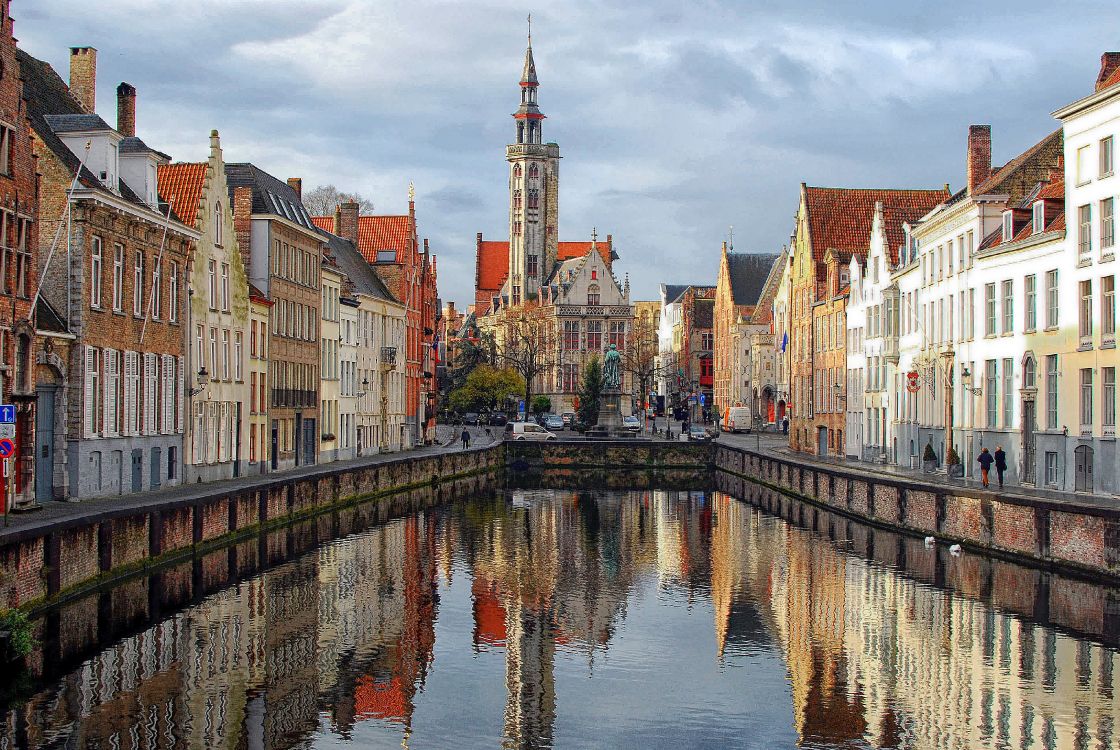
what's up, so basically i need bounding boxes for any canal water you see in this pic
[3,487,1119,749]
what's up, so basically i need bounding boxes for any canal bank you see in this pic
[714,442,1120,583]
[0,444,503,612]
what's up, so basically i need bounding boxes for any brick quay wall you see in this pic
[715,443,1120,583]
[0,446,503,611]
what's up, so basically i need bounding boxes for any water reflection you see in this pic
[2,486,1118,749]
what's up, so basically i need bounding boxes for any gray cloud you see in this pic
[19,0,1118,306]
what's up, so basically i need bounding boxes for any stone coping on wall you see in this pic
[505,438,714,469]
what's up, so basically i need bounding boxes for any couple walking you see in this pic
[977,446,1007,489]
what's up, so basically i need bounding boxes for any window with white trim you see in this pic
[1079,204,1092,261]
[133,250,144,316]
[85,345,101,436]
[169,261,178,322]
[1032,201,1045,234]
[1104,367,1116,435]
[1101,135,1114,178]
[234,332,243,381]
[1002,211,1014,242]
[112,243,124,311]
[1079,280,1093,346]
[1080,368,1094,430]
[1104,275,1116,343]
[1102,197,1115,252]
[207,259,217,310]
[103,349,119,436]
[90,237,103,308]
[220,263,230,312]
[161,354,174,434]
[151,262,161,319]
[124,351,140,435]
[1046,270,1059,328]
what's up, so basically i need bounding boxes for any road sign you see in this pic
[699,394,706,406]
[517,400,525,413]
[0,424,14,440]
[0,405,14,424]
[0,438,15,459]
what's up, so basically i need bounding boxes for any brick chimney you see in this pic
[116,82,136,137]
[233,186,253,271]
[1097,52,1120,92]
[69,47,97,114]
[337,200,359,246]
[967,124,992,195]
[286,177,302,201]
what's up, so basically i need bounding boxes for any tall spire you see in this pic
[522,14,537,84]
[514,17,543,144]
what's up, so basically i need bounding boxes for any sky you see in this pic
[17,1,1119,308]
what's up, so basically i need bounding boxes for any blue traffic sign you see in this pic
[518,400,525,412]
[699,394,706,406]
[0,405,14,424]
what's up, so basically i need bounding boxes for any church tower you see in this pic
[506,20,559,303]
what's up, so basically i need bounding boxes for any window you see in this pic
[1103,198,1115,252]
[985,360,998,427]
[1080,280,1093,346]
[587,284,600,306]
[527,254,538,277]
[195,324,205,372]
[563,320,580,350]
[1077,144,1091,184]
[586,320,602,351]
[221,263,230,312]
[161,354,175,434]
[1101,135,1114,178]
[221,331,230,380]
[210,328,218,381]
[1002,211,1014,241]
[1023,355,1036,389]
[0,124,12,175]
[112,244,124,311]
[1045,452,1058,486]
[90,237,103,308]
[103,349,119,435]
[1079,204,1092,260]
[169,261,178,322]
[151,262,161,319]
[250,320,258,357]
[124,351,140,435]
[234,332,243,381]
[1105,367,1116,434]
[250,372,257,413]
[143,353,157,435]
[207,259,217,309]
[1025,274,1037,331]
[85,346,101,436]
[1046,355,1058,429]
[1080,368,1093,429]
[984,283,996,336]
[133,250,144,316]
[1104,276,1116,343]
[214,201,223,245]
[1046,270,1059,328]
[1033,201,1045,234]
[1002,358,1013,428]
[610,321,626,350]
[1001,280,1013,334]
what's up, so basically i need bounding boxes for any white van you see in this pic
[504,421,558,441]
[723,407,752,433]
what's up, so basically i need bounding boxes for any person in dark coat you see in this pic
[461,428,470,450]
[993,446,1007,489]
[977,447,994,488]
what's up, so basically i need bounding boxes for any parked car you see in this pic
[504,422,557,441]
[623,415,641,432]
[561,412,576,428]
[688,424,713,442]
[542,414,565,431]
[462,412,480,426]
[488,413,508,426]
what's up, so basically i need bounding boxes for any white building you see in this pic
[338,298,358,461]
[319,263,342,463]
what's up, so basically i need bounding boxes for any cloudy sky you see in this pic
[18,1,1118,306]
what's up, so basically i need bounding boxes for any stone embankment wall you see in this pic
[716,444,1120,581]
[0,447,502,611]
[505,439,715,489]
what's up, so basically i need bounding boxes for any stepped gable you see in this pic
[804,186,950,264]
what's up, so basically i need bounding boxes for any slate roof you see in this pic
[804,186,950,262]
[662,284,693,304]
[749,250,787,326]
[692,296,714,330]
[318,228,399,304]
[157,163,208,229]
[225,163,317,230]
[119,136,170,160]
[726,252,780,307]
[35,298,68,334]
[20,49,177,218]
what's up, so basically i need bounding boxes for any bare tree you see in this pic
[620,312,665,421]
[494,302,557,409]
[302,184,375,216]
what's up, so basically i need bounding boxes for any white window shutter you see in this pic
[161,355,173,433]
[103,349,118,435]
[145,354,157,435]
[177,356,185,433]
[128,351,139,436]
[84,345,96,437]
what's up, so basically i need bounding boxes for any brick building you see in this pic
[23,48,198,499]
[227,165,323,471]
[311,196,438,447]
[0,3,39,507]
[680,285,715,417]
[159,131,250,483]
[787,184,948,455]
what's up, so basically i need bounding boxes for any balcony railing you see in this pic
[380,346,398,368]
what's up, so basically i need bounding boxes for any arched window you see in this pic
[513,164,522,178]
[528,163,539,179]
[527,189,539,209]
[587,284,600,306]
[1022,353,1037,389]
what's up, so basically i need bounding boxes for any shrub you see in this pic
[922,443,937,462]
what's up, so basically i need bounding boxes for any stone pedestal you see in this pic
[586,388,633,439]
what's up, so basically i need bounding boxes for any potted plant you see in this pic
[922,442,938,473]
[945,445,964,478]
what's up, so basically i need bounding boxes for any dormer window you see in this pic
[1002,210,1014,242]
[1032,201,1045,234]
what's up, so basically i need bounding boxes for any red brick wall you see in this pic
[199,498,230,541]
[1050,512,1106,570]
[160,507,194,554]
[58,525,98,592]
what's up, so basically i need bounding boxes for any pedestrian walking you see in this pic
[461,428,471,450]
[994,446,1007,489]
[977,447,993,488]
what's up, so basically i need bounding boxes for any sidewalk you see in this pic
[0,424,498,543]
[718,431,1120,514]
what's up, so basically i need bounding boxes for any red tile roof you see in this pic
[804,186,949,264]
[1103,67,1120,91]
[157,163,208,229]
[474,237,614,311]
[311,214,414,264]
[1037,175,1065,200]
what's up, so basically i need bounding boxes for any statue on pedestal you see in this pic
[603,343,621,390]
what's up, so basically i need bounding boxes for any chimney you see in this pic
[967,124,992,195]
[286,177,302,201]
[116,82,136,137]
[233,186,253,272]
[1097,52,1120,92]
[338,200,359,246]
[69,47,97,114]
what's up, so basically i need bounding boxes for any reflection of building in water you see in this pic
[709,495,772,658]
[725,491,1120,749]
[653,490,713,593]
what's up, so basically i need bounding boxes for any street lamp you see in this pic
[189,367,209,397]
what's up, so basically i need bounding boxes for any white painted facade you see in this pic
[338,300,358,461]
[319,266,342,464]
